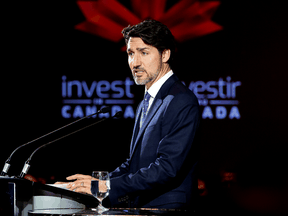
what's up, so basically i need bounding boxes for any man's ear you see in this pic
[162,49,171,63]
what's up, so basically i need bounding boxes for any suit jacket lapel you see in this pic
[129,74,179,158]
[130,98,163,157]
[130,101,143,156]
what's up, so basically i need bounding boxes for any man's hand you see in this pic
[65,174,93,195]
[54,173,109,195]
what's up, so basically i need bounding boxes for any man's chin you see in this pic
[134,77,150,85]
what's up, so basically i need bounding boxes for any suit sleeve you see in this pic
[108,94,200,206]
[109,158,130,178]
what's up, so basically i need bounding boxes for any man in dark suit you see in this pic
[64,20,200,210]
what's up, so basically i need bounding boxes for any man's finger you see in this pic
[54,182,67,185]
[66,182,77,190]
[66,179,92,191]
[74,186,92,195]
[66,174,82,180]
[66,181,82,190]
[66,174,89,180]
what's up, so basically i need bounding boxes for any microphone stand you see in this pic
[1,106,110,176]
[19,111,122,178]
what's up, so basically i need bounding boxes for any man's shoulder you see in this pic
[159,74,199,107]
[168,80,198,105]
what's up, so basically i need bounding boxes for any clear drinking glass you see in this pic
[91,171,110,213]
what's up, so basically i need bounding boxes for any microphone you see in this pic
[1,106,111,176]
[18,111,123,178]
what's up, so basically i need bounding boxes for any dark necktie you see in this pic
[140,92,151,128]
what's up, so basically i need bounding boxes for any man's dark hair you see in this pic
[122,19,176,68]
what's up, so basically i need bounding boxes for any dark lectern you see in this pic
[0,177,96,216]
[1,177,192,215]
[0,177,33,216]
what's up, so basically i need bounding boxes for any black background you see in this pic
[1,0,288,214]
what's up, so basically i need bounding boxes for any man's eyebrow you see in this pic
[137,47,150,51]
[127,47,150,52]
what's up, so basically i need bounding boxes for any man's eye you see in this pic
[142,52,148,55]
[128,52,134,56]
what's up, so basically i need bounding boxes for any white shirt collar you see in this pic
[145,70,174,98]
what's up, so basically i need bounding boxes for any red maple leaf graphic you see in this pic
[75,0,222,43]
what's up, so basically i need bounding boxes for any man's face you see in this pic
[127,37,163,89]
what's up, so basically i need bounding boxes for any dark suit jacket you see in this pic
[108,74,200,209]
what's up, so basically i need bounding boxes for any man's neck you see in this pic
[145,65,171,90]
[145,70,173,99]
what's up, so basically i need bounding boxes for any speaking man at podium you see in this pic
[60,20,200,210]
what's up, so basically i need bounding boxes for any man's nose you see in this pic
[132,54,141,69]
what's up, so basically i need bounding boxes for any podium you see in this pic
[1,177,192,215]
[0,177,33,216]
[0,177,96,216]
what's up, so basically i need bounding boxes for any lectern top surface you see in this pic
[29,208,190,215]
